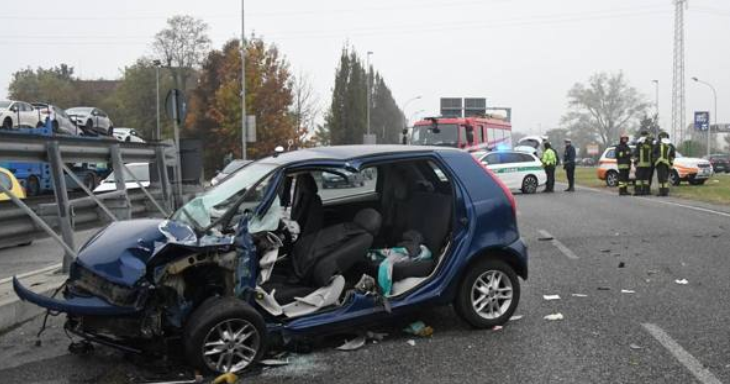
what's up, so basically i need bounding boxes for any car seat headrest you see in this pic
[353,208,382,236]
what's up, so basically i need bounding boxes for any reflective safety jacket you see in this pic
[616,143,632,170]
[542,148,557,167]
[653,141,676,167]
[634,140,654,168]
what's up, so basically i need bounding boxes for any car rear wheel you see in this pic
[521,175,539,194]
[86,120,94,134]
[82,173,97,191]
[2,117,12,130]
[184,297,266,374]
[605,171,619,187]
[454,259,520,328]
[670,170,681,186]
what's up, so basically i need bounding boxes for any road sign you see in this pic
[464,98,487,117]
[440,98,463,118]
[694,111,710,132]
[165,89,188,125]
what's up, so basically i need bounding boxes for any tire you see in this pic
[86,120,94,134]
[605,171,619,187]
[689,178,706,186]
[52,121,60,133]
[183,297,267,374]
[2,117,12,130]
[670,170,681,186]
[25,176,41,197]
[454,259,521,329]
[36,121,44,128]
[521,175,539,194]
[82,173,97,191]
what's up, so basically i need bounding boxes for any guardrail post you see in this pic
[46,141,76,273]
[155,146,173,212]
[110,144,132,220]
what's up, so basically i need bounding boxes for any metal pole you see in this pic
[241,0,247,160]
[156,65,161,141]
[110,144,132,220]
[46,142,76,272]
[171,91,184,207]
[652,80,660,134]
[366,51,373,137]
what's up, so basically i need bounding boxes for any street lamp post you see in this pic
[153,60,161,141]
[692,77,717,157]
[652,80,659,136]
[366,51,373,138]
[241,0,247,160]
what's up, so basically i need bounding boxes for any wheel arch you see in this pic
[465,246,528,281]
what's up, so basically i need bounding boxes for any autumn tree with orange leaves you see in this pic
[186,36,300,173]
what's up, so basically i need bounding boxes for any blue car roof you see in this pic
[260,145,463,166]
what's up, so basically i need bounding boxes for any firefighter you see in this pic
[633,130,653,196]
[653,131,676,197]
[616,133,632,196]
[541,141,558,193]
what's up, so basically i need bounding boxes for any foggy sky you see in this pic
[1,0,728,134]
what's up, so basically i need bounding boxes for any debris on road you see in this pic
[509,315,524,322]
[404,321,434,337]
[621,289,635,294]
[571,293,588,297]
[544,313,564,321]
[597,287,611,291]
[618,262,626,268]
[406,339,416,346]
[492,325,503,331]
[538,236,554,241]
[675,279,689,285]
[600,249,611,253]
[260,358,291,366]
[366,331,388,342]
[211,373,238,384]
[337,336,367,351]
[543,294,561,301]
[629,343,643,350]
[647,270,659,275]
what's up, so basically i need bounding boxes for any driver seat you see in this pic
[290,173,323,236]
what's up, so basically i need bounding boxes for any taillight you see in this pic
[472,156,517,217]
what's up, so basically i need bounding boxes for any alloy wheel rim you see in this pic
[525,177,538,193]
[471,270,513,320]
[608,173,617,186]
[202,319,260,373]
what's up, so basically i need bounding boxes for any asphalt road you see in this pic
[1,185,729,383]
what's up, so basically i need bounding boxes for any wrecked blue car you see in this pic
[14,145,528,374]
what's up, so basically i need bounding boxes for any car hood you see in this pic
[75,219,233,286]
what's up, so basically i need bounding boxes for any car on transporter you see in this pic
[14,145,528,375]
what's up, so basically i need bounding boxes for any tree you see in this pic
[153,15,211,91]
[8,64,81,108]
[290,72,320,148]
[186,37,297,172]
[545,128,569,147]
[561,72,649,147]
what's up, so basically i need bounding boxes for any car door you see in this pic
[22,103,39,127]
[97,109,111,133]
[498,152,524,189]
[482,153,512,187]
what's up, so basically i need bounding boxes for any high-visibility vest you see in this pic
[655,142,674,167]
[637,142,652,168]
[542,148,557,166]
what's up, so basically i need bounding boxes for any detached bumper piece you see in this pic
[13,277,140,316]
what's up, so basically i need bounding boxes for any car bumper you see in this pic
[506,237,529,280]
[13,276,139,316]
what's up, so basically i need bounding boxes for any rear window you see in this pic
[605,149,616,159]
[500,153,526,164]
[0,173,11,190]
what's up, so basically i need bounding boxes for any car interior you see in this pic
[253,158,455,318]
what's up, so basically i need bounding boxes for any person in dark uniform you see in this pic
[563,138,576,192]
[633,131,653,196]
[646,132,656,192]
[653,131,676,197]
[616,133,632,196]
[541,141,558,193]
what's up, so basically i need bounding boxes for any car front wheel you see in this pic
[670,170,681,186]
[454,259,520,328]
[605,171,619,187]
[521,175,539,194]
[184,297,266,374]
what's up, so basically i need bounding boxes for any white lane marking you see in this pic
[0,263,62,286]
[642,323,723,384]
[564,182,730,219]
[538,230,579,260]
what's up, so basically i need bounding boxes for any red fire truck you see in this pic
[410,116,512,152]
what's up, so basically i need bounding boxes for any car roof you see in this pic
[259,145,462,166]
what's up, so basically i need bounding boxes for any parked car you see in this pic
[93,163,150,193]
[474,150,546,194]
[703,154,730,174]
[0,167,26,201]
[598,146,713,186]
[112,127,146,143]
[14,145,527,374]
[211,159,252,186]
[321,169,366,189]
[0,100,42,129]
[31,102,80,135]
[66,107,114,136]
[581,158,596,166]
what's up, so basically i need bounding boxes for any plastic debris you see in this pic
[571,293,588,297]
[366,331,388,341]
[260,359,290,366]
[621,289,635,294]
[212,373,238,384]
[675,279,689,285]
[509,315,524,322]
[406,339,416,346]
[492,325,503,331]
[600,249,611,253]
[538,236,554,241]
[337,336,367,351]
[618,262,626,268]
[544,313,564,321]
[597,287,611,291]
[629,343,643,350]
[404,321,434,337]
[543,295,561,301]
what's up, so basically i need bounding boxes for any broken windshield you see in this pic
[171,162,278,229]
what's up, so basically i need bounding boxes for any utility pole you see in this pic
[241,0,247,160]
[672,0,688,146]
[652,80,660,136]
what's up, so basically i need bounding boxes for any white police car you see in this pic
[474,150,546,194]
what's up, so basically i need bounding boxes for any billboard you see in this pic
[694,111,710,132]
